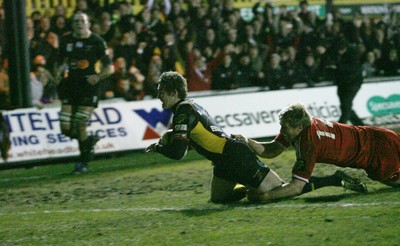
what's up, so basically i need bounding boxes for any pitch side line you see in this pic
[1,201,400,216]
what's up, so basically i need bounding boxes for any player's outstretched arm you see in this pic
[232,134,285,158]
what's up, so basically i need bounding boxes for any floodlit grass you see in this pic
[1,149,399,245]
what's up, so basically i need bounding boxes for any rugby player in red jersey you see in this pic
[238,103,399,202]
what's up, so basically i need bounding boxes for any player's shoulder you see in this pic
[176,99,196,112]
[90,33,107,44]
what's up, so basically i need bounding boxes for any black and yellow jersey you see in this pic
[156,99,230,162]
[59,32,111,79]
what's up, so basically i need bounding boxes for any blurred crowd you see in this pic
[0,0,399,109]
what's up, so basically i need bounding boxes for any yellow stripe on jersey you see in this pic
[191,121,226,154]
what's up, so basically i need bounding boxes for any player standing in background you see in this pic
[239,103,399,202]
[331,37,365,125]
[57,12,114,173]
[146,71,285,203]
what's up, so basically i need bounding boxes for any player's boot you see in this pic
[73,162,88,174]
[335,170,368,193]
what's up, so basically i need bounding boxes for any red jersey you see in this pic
[275,118,400,182]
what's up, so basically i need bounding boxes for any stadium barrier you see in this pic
[1,79,399,166]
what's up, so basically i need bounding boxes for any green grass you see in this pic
[1,149,399,245]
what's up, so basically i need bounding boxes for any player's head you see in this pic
[72,11,91,37]
[157,71,187,99]
[157,71,187,109]
[279,103,312,128]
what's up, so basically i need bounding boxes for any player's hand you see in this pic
[86,74,100,85]
[145,143,158,153]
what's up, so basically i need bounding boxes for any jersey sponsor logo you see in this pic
[77,59,89,69]
[210,125,223,132]
[316,130,336,140]
[174,124,187,131]
[76,41,83,48]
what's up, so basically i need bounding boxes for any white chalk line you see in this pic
[1,201,400,216]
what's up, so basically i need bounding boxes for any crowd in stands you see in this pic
[0,0,399,109]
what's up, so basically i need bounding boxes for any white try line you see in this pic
[1,201,400,216]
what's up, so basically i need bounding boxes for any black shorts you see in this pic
[58,77,100,107]
[213,138,270,189]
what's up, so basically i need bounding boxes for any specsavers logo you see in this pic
[367,94,400,116]
[134,108,172,140]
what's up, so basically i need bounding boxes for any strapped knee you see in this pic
[74,109,92,125]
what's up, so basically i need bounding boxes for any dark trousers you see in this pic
[337,84,364,125]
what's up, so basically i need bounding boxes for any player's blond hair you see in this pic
[278,103,312,128]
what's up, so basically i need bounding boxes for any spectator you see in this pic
[248,45,265,78]
[273,19,299,53]
[298,0,313,27]
[167,0,187,22]
[185,41,226,91]
[160,32,183,72]
[236,52,257,88]
[262,53,284,90]
[174,17,194,60]
[0,7,5,55]
[31,11,42,33]
[368,28,391,72]
[118,1,136,34]
[74,0,96,20]
[280,47,298,89]
[298,53,318,87]
[0,58,10,110]
[113,31,138,68]
[145,55,163,98]
[105,57,144,101]
[314,39,334,81]
[34,60,57,101]
[30,65,45,108]
[212,53,238,90]
[99,11,118,46]
[362,51,377,78]
[51,15,70,37]
[112,78,138,101]
[382,48,400,76]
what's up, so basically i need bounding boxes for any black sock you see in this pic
[78,137,90,162]
[301,174,342,194]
